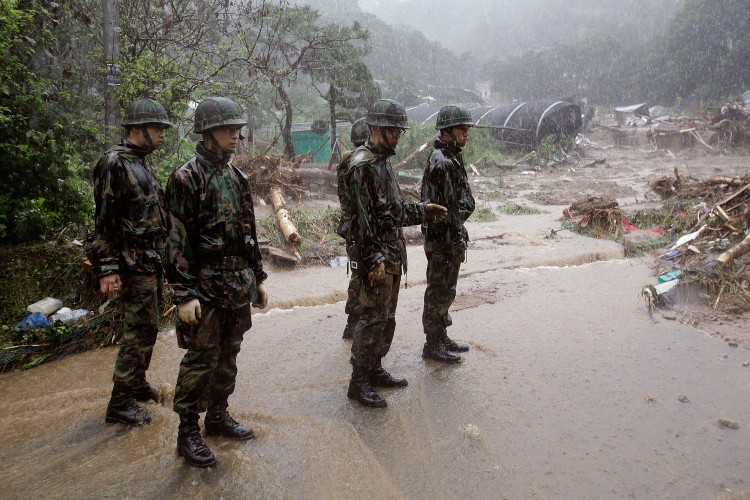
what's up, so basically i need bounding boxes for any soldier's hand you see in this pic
[178,298,202,325]
[99,273,122,299]
[253,283,268,309]
[425,203,448,221]
[368,262,386,283]
[453,250,466,264]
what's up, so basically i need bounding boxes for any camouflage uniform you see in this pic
[346,140,428,371]
[166,141,267,419]
[421,107,476,359]
[92,139,167,390]
[336,118,368,339]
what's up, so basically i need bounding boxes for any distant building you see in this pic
[475,81,492,102]
[420,85,486,106]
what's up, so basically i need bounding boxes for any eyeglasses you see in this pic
[384,127,405,138]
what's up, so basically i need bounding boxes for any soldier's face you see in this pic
[451,125,470,147]
[145,124,166,147]
[211,125,242,151]
[382,126,404,149]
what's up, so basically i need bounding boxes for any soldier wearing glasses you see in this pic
[343,99,448,408]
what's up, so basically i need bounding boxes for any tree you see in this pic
[307,28,379,165]
[237,2,372,158]
[665,0,750,100]
[0,0,100,242]
[116,0,251,132]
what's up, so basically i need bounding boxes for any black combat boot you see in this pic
[422,334,462,364]
[443,335,469,353]
[177,413,217,468]
[342,313,358,340]
[105,384,152,426]
[368,359,408,387]
[204,410,254,440]
[347,366,387,408]
[131,379,160,403]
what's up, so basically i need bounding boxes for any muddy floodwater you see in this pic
[2,146,750,498]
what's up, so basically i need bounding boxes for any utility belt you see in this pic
[201,255,248,271]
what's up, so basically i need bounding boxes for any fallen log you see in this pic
[270,187,302,259]
[290,167,336,184]
[394,142,430,172]
[717,231,750,267]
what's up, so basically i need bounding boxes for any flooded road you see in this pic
[1,216,749,499]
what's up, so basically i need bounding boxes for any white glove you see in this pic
[178,298,201,325]
[253,283,268,309]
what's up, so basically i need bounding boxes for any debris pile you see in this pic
[234,151,341,265]
[234,151,313,200]
[709,101,750,147]
[562,196,664,245]
[604,98,750,150]
[646,168,750,310]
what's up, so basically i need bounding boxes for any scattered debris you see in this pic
[717,419,740,430]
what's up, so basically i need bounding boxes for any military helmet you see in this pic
[122,98,172,128]
[435,105,474,130]
[350,118,369,146]
[365,99,409,129]
[194,97,246,134]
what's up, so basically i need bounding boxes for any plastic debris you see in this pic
[15,312,50,330]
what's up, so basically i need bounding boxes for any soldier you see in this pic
[92,98,172,426]
[344,99,448,408]
[336,118,369,340]
[420,105,476,364]
[166,97,268,468]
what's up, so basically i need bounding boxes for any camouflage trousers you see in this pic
[112,272,161,387]
[350,272,400,370]
[345,273,362,317]
[173,303,252,416]
[422,250,461,339]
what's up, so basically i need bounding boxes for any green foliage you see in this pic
[487,0,750,104]
[151,139,196,186]
[13,199,59,242]
[393,124,434,167]
[663,0,750,100]
[496,203,544,215]
[0,1,98,243]
[463,128,507,166]
[468,204,496,222]
[258,206,342,262]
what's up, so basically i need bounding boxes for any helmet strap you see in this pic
[203,130,234,162]
[139,125,155,152]
[444,127,460,148]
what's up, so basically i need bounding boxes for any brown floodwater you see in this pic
[1,225,749,498]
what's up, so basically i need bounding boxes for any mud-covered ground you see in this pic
[1,130,749,499]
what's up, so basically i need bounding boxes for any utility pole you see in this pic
[102,0,120,141]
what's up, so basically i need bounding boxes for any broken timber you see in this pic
[270,187,302,260]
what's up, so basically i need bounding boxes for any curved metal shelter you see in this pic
[408,101,582,150]
[406,106,441,126]
[478,100,582,150]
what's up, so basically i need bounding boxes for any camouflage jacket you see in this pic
[421,136,475,253]
[91,140,167,277]
[336,148,356,240]
[165,142,267,309]
[346,140,427,275]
